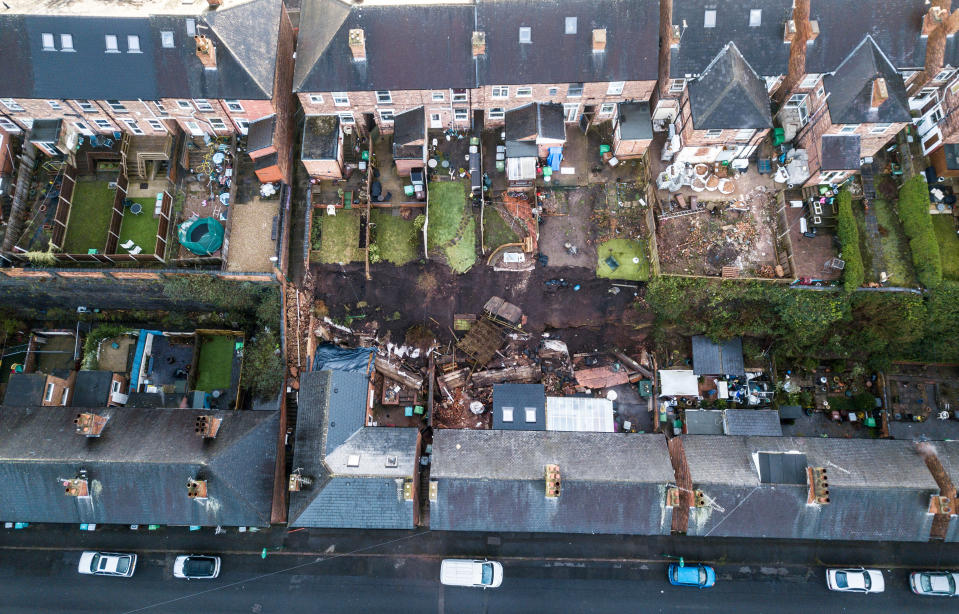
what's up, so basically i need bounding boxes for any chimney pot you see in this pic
[592,28,607,53]
[783,20,797,44]
[348,28,366,62]
[187,478,208,499]
[871,78,889,109]
[923,6,949,36]
[472,31,486,57]
[195,35,217,69]
[74,412,108,437]
[195,415,222,439]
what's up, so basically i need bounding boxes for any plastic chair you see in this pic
[120,239,135,250]
[129,245,143,255]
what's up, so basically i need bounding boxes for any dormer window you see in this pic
[749,9,762,27]
[519,27,532,43]
[704,9,717,28]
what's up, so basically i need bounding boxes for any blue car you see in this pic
[668,563,716,588]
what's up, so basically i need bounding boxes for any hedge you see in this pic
[836,190,864,291]
[897,176,942,288]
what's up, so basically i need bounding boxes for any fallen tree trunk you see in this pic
[375,356,424,390]
[613,350,654,380]
[471,364,542,386]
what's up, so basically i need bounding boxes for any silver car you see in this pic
[173,554,221,580]
[910,571,959,596]
[78,551,137,578]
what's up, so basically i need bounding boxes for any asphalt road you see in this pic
[0,548,941,614]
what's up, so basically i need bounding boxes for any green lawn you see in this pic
[852,206,878,283]
[445,218,477,273]
[311,209,362,263]
[371,209,418,265]
[484,208,519,249]
[61,180,114,254]
[872,198,916,286]
[932,214,959,281]
[194,335,235,392]
[427,181,467,248]
[117,198,160,255]
[597,239,649,281]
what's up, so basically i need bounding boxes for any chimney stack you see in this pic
[669,24,681,48]
[923,6,948,37]
[807,20,820,42]
[74,413,108,437]
[195,35,217,69]
[592,29,607,53]
[871,78,889,109]
[807,467,830,505]
[947,10,959,36]
[472,31,486,57]
[195,415,222,439]
[207,0,222,7]
[783,20,797,44]
[187,478,208,499]
[349,28,366,62]
[544,464,561,498]
[63,478,89,497]
[288,470,313,492]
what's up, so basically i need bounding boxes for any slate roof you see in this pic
[944,144,959,172]
[805,0,927,73]
[247,115,276,154]
[493,383,545,430]
[430,430,673,534]
[687,42,772,131]
[288,370,416,529]
[302,115,340,161]
[824,36,912,125]
[682,436,939,541]
[617,102,653,141]
[2,373,46,406]
[669,0,793,78]
[70,371,113,408]
[294,0,659,93]
[0,405,279,526]
[0,0,282,100]
[722,409,782,436]
[505,103,565,144]
[691,335,745,376]
[820,135,862,171]
[392,107,425,160]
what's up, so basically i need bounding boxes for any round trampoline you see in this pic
[178,217,224,255]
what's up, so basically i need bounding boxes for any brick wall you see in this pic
[270,3,297,184]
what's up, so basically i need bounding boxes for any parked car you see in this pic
[910,571,959,596]
[77,551,137,578]
[173,554,221,580]
[825,568,884,593]
[440,559,503,588]
[667,563,716,588]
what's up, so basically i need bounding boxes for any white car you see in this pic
[440,559,503,588]
[78,551,137,578]
[826,568,884,593]
[173,554,221,579]
[910,571,959,596]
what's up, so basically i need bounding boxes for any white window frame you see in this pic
[225,100,244,113]
[176,100,193,110]
[47,100,62,110]
[934,69,955,83]
[209,117,228,132]
[838,124,858,134]
[491,86,509,99]
[332,92,350,107]
[488,107,505,119]
[749,9,762,27]
[816,84,825,98]
[704,9,717,28]
[453,108,468,121]
[669,79,686,93]
[431,92,445,102]
[154,101,167,114]
[236,118,251,134]
[376,90,392,104]
[92,119,112,130]
[799,73,819,89]
[161,31,174,48]
[502,406,514,422]
[519,26,532,44]
[107,100,127,113]
[61,388,69,405]
[565,17,577,35]
[147,119,165,132]
[516,87,533,98]
[73,121,93,135]
[525,407,537,423]
[568,83,584,98]
[126,35,140,53]
[735,128,754,141]
[60,34,74,52]
[308,94,324,104]
[42,33,56,51]
[599,103,615,116]
[786,93,809,125]
[705,129,724,138]
[105,35,119,53]
[121,118,144,135]
[193,99,214,112]
[378,109,395,123]
[44,383,55,402]
[607,81,625,96]
[77,100,96,112]
[0,117,20,132]
[337,112,355,125]
[548,87,559,96]
[451,89,468,103]
[870,123,892,134]
[819,170,843,183]
[185,121,204,136]
[563,102,579,122]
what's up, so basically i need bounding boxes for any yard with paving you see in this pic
[117,198,160,255]
[370,208,420,266]
[310,209,363,264]
[61,180,114,254]
[932,214,959,281]
[427,181,476,274]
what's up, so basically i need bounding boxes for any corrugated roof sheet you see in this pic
[545,396,614,432]
[692,336,745,376]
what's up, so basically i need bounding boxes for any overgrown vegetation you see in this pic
[836,190,864,291]
[932,215,959,281]
[897,176,942,288]
[871,197,916,287]
[483,208,519,249]
[81,324,129,370]
[240,327,283,400]
[370,209,418,265]
[645,277,957,371]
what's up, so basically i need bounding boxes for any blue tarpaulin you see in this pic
[312,344,375,373]
[547,147,563,172]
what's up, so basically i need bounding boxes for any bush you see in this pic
[82,324,129,370]
[240,327,284,400]
[836,190,864,291]
[897,176,942,288]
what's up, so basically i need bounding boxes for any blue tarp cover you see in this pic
[547,147,563,172]
[312,344,375,373]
